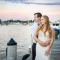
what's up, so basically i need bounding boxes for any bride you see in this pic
[33,15,54,60]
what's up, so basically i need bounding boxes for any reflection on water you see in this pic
[0,24,31,60]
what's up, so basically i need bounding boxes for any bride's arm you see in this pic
[45,28,54,56]
[48,28,54,49]
[33,27,46,47]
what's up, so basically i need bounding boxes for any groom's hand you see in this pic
[39,41,47,47]
[44,40,51,46]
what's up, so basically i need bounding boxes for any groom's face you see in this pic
[34,14,40,22]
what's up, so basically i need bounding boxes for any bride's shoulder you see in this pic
[50,27,54,33]
[35,26,40,32]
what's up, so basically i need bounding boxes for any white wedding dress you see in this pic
[35,30,51,60]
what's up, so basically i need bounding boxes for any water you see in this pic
[0,24,31,60]
[0,24,60,60]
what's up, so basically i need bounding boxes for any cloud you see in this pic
[24,2,60,5]
[1,0,60,5]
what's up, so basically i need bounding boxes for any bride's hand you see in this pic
[44,41,50,46]
[45,48,50,56]
[45,40,51,46]
[39,41,47,47]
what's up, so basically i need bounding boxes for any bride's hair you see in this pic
[37,15,52,38]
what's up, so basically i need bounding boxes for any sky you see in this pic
[0,0,60,22]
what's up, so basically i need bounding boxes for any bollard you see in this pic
[54,28,58,39]
[7,38,17,60]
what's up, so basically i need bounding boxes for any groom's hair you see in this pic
[34,12,42,18]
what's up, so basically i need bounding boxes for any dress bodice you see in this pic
[35,30,51,60]
[38,30,50,42]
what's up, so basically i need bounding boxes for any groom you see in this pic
[31,12,50,60]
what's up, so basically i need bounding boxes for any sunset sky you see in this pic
[0,0,60,22]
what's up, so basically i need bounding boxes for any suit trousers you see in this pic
[32,43,36,60]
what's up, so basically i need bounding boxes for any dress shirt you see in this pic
[31,22,39,43]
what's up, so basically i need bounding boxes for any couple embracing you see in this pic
[31,12,54,60]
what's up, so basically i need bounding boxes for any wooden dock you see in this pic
[26,38,60,60]
[51,38,60,60]
[0,38,60,60]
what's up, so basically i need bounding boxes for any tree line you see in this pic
[0,19,34,25]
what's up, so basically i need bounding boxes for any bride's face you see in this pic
[41,17,46,25]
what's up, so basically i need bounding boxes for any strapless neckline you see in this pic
[39,30,48,35]
[38,30,50,42]
[40,30,48,33]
